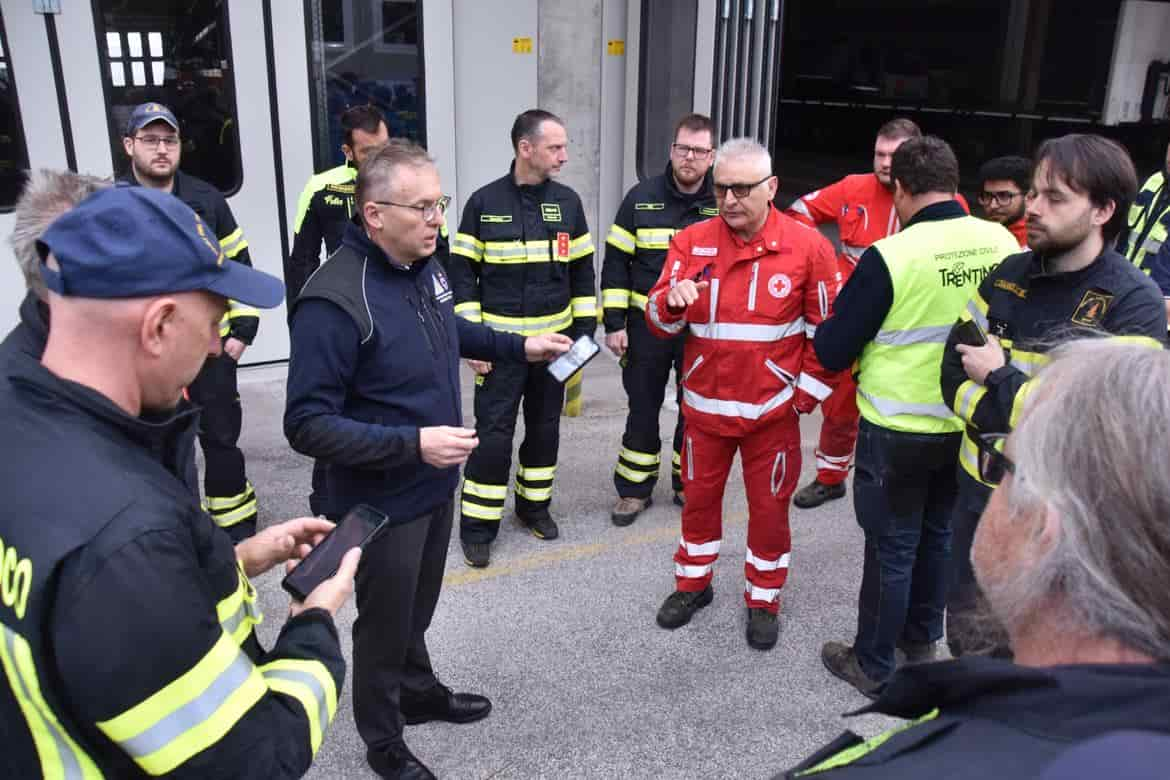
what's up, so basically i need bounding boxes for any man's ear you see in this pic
[140,298,177,358]
[342,144,355,163]
[122,136,135,159]
[1092,198,1117,230]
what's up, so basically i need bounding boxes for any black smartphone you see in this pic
[547,335,600,383]
[281,504,388,602]
[953,318,988,347]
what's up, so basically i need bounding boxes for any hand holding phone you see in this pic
[282,504,388,603]
[953,319,988,347]
[547,335,600,382]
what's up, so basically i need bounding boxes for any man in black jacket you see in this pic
[448,109,597,567]
[939,134,1166,657]
[284,141,569,780]
[782,338,1170,778]
[0,185,359,779]
[120,102,262,540]
[600,113,717,525]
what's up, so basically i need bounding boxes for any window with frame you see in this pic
[637,0,697,180]
[93,0,242,194]
[305,0,425,171]
[0,10,29,211]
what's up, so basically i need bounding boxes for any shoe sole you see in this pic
[656,587,714,629]
[463,556,489,568]
[403,701,493,726]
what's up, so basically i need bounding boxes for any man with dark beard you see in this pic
[119,102,263,540]
[939,134,1166,657]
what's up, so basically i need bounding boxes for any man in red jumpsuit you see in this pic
[646,138,840,650]
[784,118,922,508]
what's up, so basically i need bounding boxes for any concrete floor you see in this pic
[236,353,904,780]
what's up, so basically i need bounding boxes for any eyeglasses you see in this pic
[977,190,1023,207]
[134,135,180,150]
[975,433,1015,485]
[713,175,772,200]
[372,195,451,222]
[671,143,713,159]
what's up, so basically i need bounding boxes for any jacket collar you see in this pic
[903,199,967,229]
[6,351,200,464]
[508,159,550,198]
[722,203,785,249]
[859,656,1170,740]
[341,221,428,277]
[17,291,48,354]
[664,160,714,203]
[1029,246,1125,281]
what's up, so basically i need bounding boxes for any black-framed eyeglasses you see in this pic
[975,433,1015,485]
[372,195,451,222]
[977,190,1023,207]
[671,143,713,159]
[713,175,772,199]
[134,134,180,150]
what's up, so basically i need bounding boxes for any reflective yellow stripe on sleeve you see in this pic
[451,232,484,262]
[257,658,337,757]
[571,296,597,319]
[629,292,648,311]
[605,224,636,255]
[952,379,988,424]
[96,632,267,776]
[218,228,248,259]
[1009,378,1037,429]
[796,709,940,776]
[634,227,675,250]
[454,301,483,323]
[0,624,104,779]
[216,560,263,646]
[602,288,631,310]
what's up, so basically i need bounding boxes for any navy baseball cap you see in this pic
[125,102,179,136]
[37,187,284,308]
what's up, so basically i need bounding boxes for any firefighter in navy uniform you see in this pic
[286,104,390,303]
[119,102,261,540]
[602,113,718,526]
[0,186,357,779]
[941,134,1167,658]
[449,109,597,568]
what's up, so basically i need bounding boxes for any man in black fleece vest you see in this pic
[284,140,570,780]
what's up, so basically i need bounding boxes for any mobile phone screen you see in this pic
[281,504,387,602]
[954,319,988,347]
[547,335,600,383]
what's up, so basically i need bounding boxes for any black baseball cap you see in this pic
[125,102,180,136]
[37,187,284,308]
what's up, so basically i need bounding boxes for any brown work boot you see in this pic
[821,641,885,699]
[611,496,652,527]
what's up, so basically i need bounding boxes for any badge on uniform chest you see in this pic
[1071,289,1112,326]
[556,232,570,259]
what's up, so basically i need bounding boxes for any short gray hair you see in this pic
[989,337,1170,658]
[11,169,111,298]
[355,139,434,212]
[714,137,772,177]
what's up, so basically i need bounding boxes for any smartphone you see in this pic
[281,504,388,602]
[954,318,988,347]
[547,335,600,383]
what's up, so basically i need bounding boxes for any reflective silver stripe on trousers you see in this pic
[262,667,331,734]
[118,648,255,758]
[872,324,952,346]
[3,627,84,779]
[858,389,954,420]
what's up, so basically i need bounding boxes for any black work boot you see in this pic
[746,607,780,650]
[793,479,847,508]
[516,507,559,540]
[821,641,885,699]
[656,585,714,628]
[366,740,436,780]
[461,540,490,568]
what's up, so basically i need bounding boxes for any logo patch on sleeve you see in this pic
[541,203,563,222]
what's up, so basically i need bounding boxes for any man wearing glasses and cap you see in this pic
[119,101,263,540]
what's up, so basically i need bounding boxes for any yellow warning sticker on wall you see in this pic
[513,37,534,54]
[607,39,625,56]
